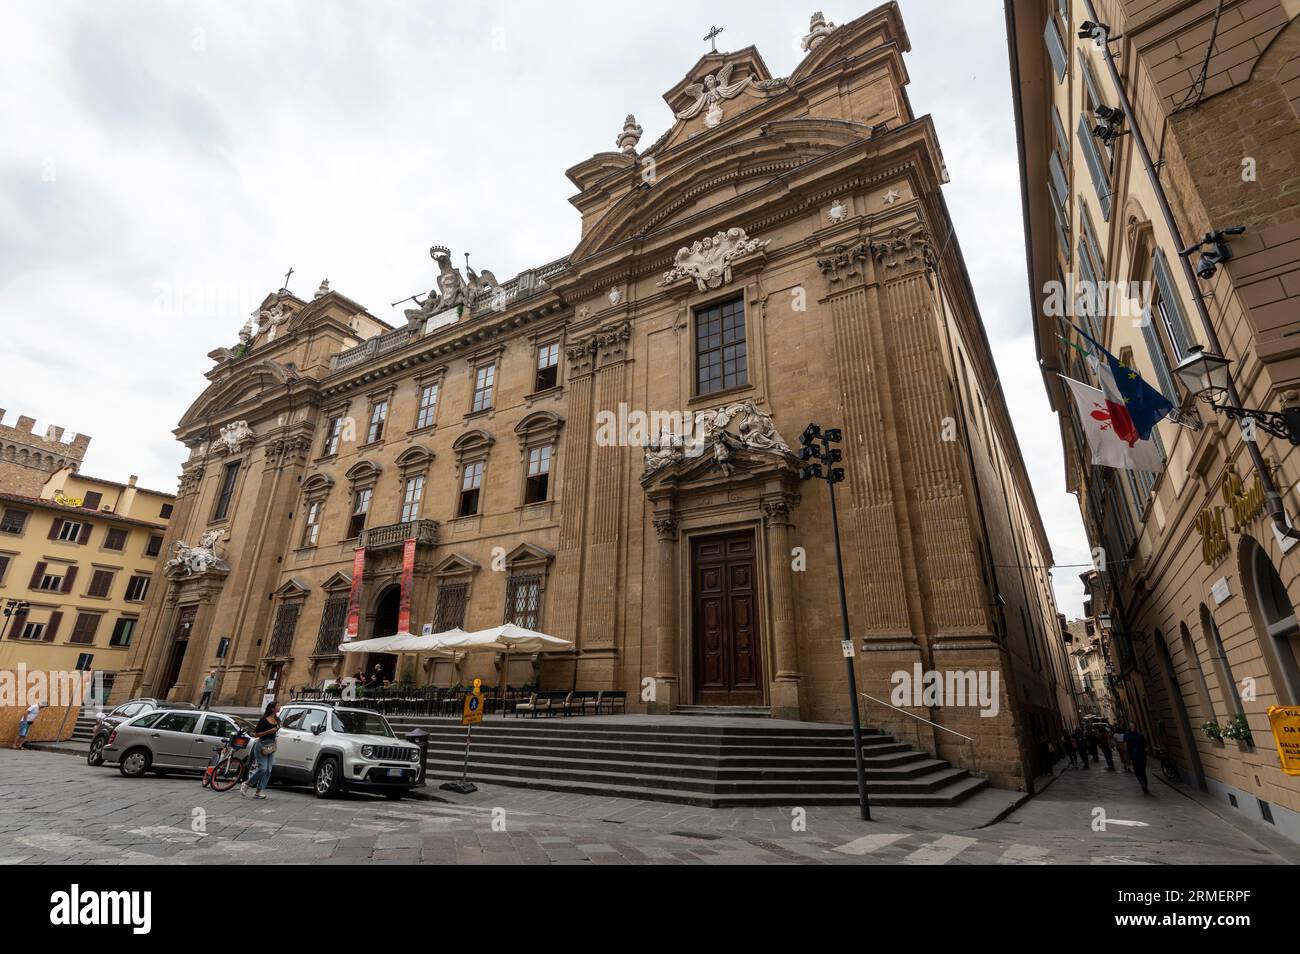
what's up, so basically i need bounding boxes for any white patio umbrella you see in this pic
[462,623,575,689]
[338,633,409,654]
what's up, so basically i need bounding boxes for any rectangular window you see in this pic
[58,520,85,542]
[103,527,127,551]
[82,491,103,511]
[459,462,484,517]
[324,415,344,456]
[75,653,94,672]
[314,595,350,654]
[20,622,45,641]
[1152,248,1196,359]
[1043,17,1067,82]
[39,571,65,592]
[504,573,542,630]
[348,488,372,538]
[213,461,240,521]
[524,445,551,504]
[0,553,9,583]
[1080,201,1106,279]
[534,342,559,392]
[160,503,174,519]
[125,575,150,602]
[367,401,388,444]
[216,637,230,659]
[70,612,101,645]
[268,602,300,657]
[695,295,747,396]
[302,500,323,547]
[0,509,28,534]
[88,568,115,598]
[1077,116,1112,221]
[471,364,495,413]
[146,534,163,557]
[401,476,424,523]
[109,617,137,648]
[416,382,440,429]
[433,582,469,631]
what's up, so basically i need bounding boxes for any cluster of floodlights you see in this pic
[0,598,31,640]
[797,424,844,482]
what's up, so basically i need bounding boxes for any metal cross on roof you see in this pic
[281,266,294,292]
[703,25,723,52]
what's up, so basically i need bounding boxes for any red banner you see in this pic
[344,546,365,643]
[397,538,416,636]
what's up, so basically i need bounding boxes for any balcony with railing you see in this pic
[359,518,439,551]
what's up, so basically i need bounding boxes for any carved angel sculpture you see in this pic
[675,63,752,128]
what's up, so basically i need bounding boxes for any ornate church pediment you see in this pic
[663,47,772,132]
[640,398,796,491]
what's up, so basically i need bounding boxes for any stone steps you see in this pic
[389,716,988,808]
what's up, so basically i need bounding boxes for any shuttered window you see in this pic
[1077,116,1112,220]
[1152,248,1197,360]
[70,612,101,645]
[88,568,115,598]
[110,617,137,647]
[1140,316,1178,403]
[1043,18,1067,82]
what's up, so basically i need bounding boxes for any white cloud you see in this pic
[0,0,1088,614]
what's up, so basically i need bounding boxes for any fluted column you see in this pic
[763,498,802,719]
[649,513,678,713]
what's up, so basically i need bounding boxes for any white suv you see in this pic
[273,704,421,800]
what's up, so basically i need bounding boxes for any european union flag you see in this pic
[1071,323,1174,440]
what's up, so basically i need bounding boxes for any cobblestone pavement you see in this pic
[0,750,1291,864]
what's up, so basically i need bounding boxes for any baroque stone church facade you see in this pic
[118,5,1075,788]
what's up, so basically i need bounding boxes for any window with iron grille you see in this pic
[314,595,349,654]
[268,602,301,657]
[695,296,747,395]
[434,582,469,631]
[503,573,542,630]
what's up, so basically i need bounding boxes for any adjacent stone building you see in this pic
[0,409,91,496]
[119,4,1074,789]
[1008,0,1300,838]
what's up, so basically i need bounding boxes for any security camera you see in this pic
[1179,226,1246,280]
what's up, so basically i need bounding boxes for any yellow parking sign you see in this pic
[462,677,485,726]
[1267,706,1300,776]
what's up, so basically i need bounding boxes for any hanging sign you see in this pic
[397,538,416,636]
[343,547,365,643]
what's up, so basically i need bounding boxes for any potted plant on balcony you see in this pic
[1201,720,1224,743]
[1221,713,1254,749]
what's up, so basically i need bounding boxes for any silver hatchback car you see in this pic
[101,708,247,778]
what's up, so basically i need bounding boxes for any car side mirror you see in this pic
[312,723,326,735]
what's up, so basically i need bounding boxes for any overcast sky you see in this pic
[0,1,1091,616]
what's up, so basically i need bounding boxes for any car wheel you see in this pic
[313,757,341,798]
[87,737,105,767]
[119,748,151,778]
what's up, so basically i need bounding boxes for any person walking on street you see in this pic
[1072,728,1090,769]
[12,699,41,749]
[199,670,217,710]
[1097,725,1116,770]
[1086,727,1101,764]
[240,701,280,799]
[1124,725,1151,794]
[1061,731,1078,767]
[1115,727,1131,772]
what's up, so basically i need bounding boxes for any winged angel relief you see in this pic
[674,63,752,128]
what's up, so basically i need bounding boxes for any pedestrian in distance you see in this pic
[11,698,42,749]
[1123,724,1151,795]
[1115,728,1131,772]
[1097,725,1116,771]
[1086,726,1100,763]
[1072,728,1090,769]
[240,701,280,799]
[1061,731,1078,767]
[199,670,217,710]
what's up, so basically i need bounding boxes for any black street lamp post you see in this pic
[0,599,30,641]
[798,423,871,821]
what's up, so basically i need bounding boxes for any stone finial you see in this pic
[314,278,330,299]
[616,114,643,154]
[801,11,837,53]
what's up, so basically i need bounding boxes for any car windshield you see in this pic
[332,711,394,738]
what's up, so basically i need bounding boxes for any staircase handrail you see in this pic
[859,691,979,778]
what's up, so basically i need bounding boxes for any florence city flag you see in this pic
[1061,374,1164,472]
[1071,323,1174,439]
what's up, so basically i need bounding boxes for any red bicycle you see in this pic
[202,730,253,792]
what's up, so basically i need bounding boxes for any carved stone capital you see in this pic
[594,321,632,365]
[652,515,678,541]
[870,224,935,273]
[817,242,870,285]
[762,499,792,527]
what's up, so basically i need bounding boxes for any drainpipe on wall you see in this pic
[1083,0,1300,541]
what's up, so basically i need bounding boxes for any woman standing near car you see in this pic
[240,701,280,799]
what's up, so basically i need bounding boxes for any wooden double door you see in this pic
[691,530,764,706]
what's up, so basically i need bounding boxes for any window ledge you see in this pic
[688,382,755,407]
[464,408,494,422]
[408,424,438,438]
[526,385,563,404]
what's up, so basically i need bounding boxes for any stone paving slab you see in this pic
[0,749,1291,865]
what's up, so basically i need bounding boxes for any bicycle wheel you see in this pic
[210,753,245,791]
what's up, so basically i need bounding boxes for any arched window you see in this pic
[1199,603,1243,718]
[1240,535,1300,705]
[1178,622,1216,726]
